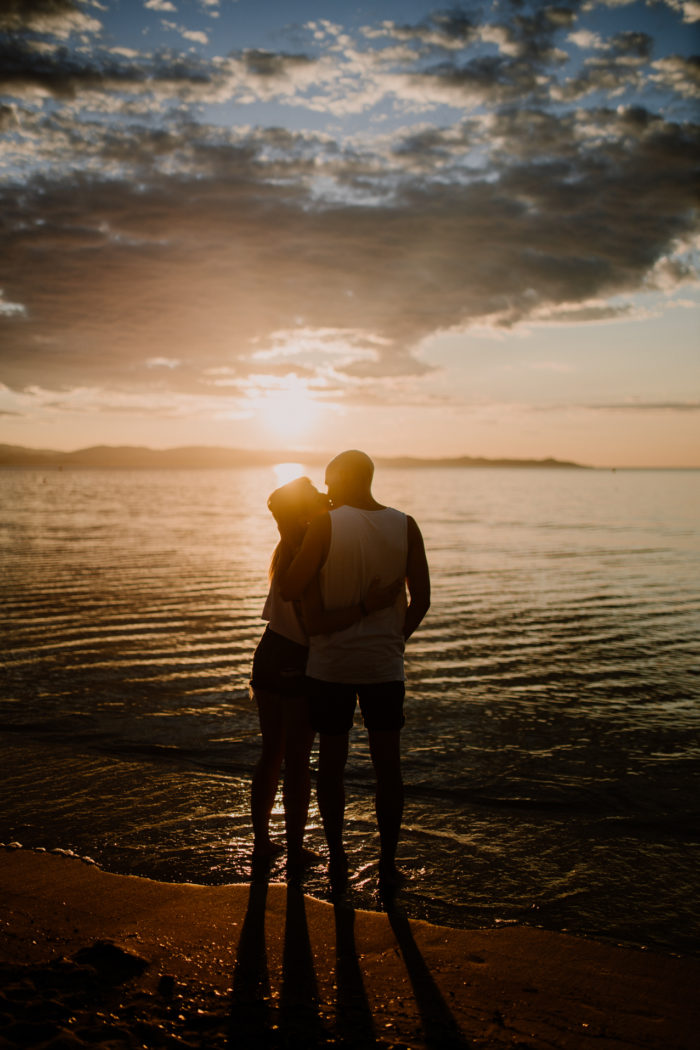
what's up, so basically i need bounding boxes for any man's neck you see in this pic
[335,494,385,510]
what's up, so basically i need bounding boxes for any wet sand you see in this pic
[1,848,698,1049]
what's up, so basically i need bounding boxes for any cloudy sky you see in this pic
[1,0,698,466]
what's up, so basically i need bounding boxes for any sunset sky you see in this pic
[1,0,698,467]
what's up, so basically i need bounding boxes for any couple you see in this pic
[250,449,430,888]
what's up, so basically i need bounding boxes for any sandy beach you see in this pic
[1,848,698,1049]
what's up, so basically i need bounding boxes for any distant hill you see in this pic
[375,454,588,469]
[0,443,588,470]
[0,444,291,469]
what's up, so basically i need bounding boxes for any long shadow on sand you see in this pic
[229,871,330,1048]
[279,883,325,1045]
[229,875,273,1048]
[386,902,470,1050]
[333,900,377,1046]
[229,868,468,1048]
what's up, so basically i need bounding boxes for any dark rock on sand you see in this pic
[72,943,148,986]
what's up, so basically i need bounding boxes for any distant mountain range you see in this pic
[0,444,588,470]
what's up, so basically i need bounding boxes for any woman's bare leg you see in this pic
[282,695,315,859]
[251,690,286,856]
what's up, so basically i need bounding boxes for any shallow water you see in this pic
[2,465,699,954]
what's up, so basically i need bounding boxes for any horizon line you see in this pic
[0,442,698,470]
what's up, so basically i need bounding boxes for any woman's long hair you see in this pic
[267,476,317,582]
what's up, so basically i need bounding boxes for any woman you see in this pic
[250,475,399,868]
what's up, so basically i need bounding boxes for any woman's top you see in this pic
[262,580,307,646]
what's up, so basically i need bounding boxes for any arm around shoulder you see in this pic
[404,514,430,640]
[278,514,329,602]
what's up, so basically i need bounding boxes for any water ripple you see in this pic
[2,466,700,952]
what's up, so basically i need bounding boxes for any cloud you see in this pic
[651,54,700,99]
[161,21,209,47]
[352,7,577,110]
[3,3,697,119]
[2,382,252,421]
[0,2,698,409]
[361,11,479,51]
[569,29,604,51]
[555,32,656,101]
[0,290,27,317]
[0,35,224,109]
[1,98,697,397]
[236,48,316,80]
[607,30,653,59]
[0,0,102,38]
[658,0,700,23]
[588,401,700,411]
[518,301,640,325]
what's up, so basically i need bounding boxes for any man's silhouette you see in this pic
[281,450,430,886]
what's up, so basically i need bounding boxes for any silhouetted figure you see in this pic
[250,478,326,867]
[250,475,401,871]
[281,450,430,888]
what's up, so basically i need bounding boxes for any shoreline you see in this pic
[2,849,699,1049]
[1,842,691,957]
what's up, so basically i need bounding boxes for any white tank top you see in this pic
[306,505,408,683]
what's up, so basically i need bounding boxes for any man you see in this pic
[280,450,430,888]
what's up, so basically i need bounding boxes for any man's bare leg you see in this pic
[317,732,349,877]
[368,729,405,886]
[283,697,316,865]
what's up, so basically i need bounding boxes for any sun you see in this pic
[273,462,306,485]
[250,376,321,442]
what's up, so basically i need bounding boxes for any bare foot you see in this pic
[289,846,322,866]
[252,840,284,860]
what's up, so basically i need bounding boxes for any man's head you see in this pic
[325,450,375,506]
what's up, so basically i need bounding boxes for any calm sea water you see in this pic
[2,466,699,955]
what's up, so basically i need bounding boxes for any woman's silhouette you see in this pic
[250,476,398,869]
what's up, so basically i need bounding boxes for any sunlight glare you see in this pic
[250,376,321,442]
[273,462,306,485]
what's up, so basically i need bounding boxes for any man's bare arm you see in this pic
[403,515,430,640]
[278,513,330,601]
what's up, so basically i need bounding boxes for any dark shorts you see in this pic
[306,677,405,735]
[250,627,309,698]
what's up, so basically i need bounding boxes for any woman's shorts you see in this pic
[306,677,405,735]
[250,626,309,697]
